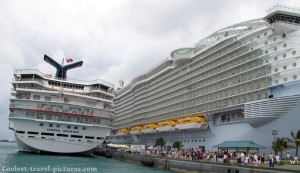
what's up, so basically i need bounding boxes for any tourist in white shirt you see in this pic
[275,154,280,166]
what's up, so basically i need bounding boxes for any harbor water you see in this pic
[0,142,175,173]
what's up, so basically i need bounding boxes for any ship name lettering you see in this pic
[63,130,79,133]
[47,129,60,132]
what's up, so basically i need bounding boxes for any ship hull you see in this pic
[10,118,110,154]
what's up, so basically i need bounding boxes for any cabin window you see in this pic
[57,134,68,137]
[283,65,287,70]
[16,130,25,134]
[33,95,40,100]
[41,132,54,136]
[283,43,287,48]
[71,135,82,138]
[45,96,51,101]
[27,131,39,135]
[293,75,297,79]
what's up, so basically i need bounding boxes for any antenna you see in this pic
[44,54,83,79]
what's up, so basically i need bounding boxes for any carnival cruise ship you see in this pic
[108,4,300,153]
[9,55,114,154]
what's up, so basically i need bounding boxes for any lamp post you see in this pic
[272,128,278,142]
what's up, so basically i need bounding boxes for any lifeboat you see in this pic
[116,128,129,136]
[142,124,157,134]
[130,126,144,134]
[175,117,208,130]
[156,121,177,132]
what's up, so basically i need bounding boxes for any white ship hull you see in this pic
[11,118,110,154]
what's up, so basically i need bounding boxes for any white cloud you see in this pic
[0,0,299,139]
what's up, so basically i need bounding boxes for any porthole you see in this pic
[265,51,268,54]
[282,34,286,38]
[264,32,267,36]
[293,75,297,79]
[266,60,269,63]
[257,35,260,38]
[283,54,286,58]
[293,62,297,67]
[275,68,278,72]
[273,37,277,42]
[283,65,287,70]
[265,41,268,45]
[274,57,278,61]
[292,50,296,55]
[250,39,253,41]
[274,47,277,51]
[283,43,287,48]
[244,42,247,44]
[251,47,253,50]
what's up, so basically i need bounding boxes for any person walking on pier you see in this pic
[268,155,274,167]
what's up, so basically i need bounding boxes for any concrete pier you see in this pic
[111,152,300,173]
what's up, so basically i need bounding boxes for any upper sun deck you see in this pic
[264,4,300,26]
[266,3,300,15]
[193,18,267,54]
[14,69,114,88]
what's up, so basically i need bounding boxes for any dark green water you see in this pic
[0,142,175,173]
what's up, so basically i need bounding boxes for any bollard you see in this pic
[227,168,231,173]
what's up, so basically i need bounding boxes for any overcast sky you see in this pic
[0,0,298,139]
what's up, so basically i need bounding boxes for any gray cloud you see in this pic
[0,0,298,139]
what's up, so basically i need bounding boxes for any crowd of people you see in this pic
[144,148,299,167]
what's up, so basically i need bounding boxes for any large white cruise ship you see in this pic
[9,55,114,154]
[108,4,300,153]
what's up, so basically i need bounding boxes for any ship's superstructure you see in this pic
[9,55,114,154]
[108,4,300,152]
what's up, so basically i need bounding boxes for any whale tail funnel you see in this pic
[44,54,83,79]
